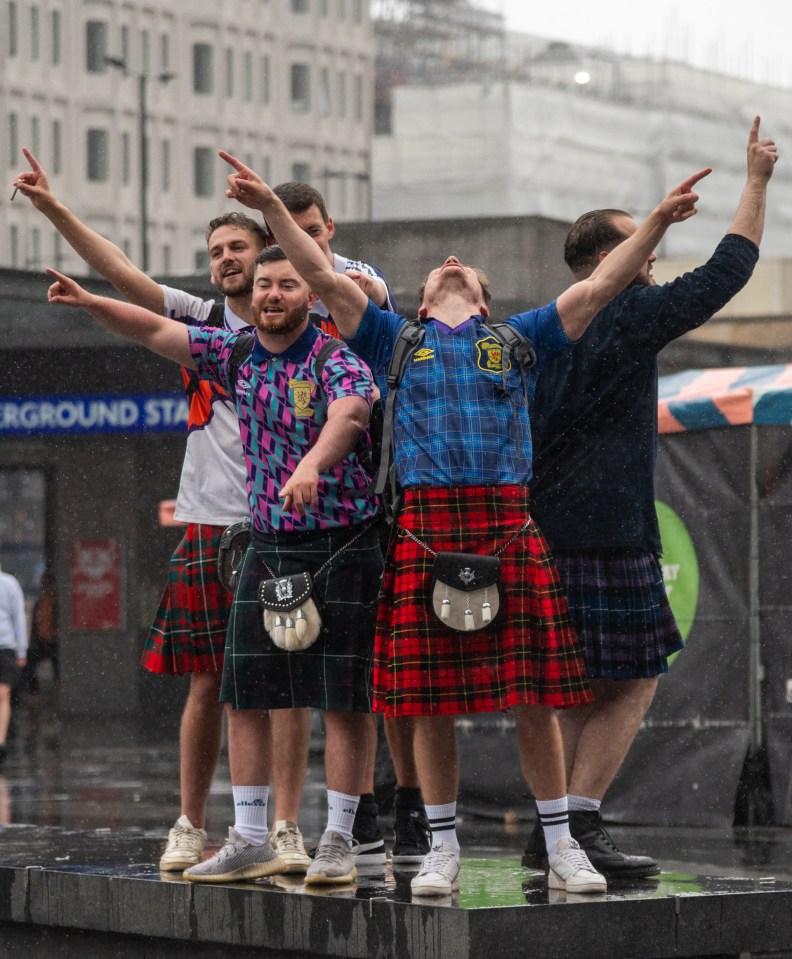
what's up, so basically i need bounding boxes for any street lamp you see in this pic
[104,56,176,273]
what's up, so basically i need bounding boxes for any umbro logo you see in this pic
[412,347,435,363]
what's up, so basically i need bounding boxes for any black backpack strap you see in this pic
[374,319,425,499]
[227,332,256,397]
[312,337,346,394]
[482,321,537,391]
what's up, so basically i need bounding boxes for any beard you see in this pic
[214,268,255,298]
[255,299,310,337]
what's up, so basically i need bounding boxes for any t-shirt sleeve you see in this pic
[618,234,760,352]
[320,347,376,410]
[188,327,239,393]
[343,300,403,380]
[161,285,214,326]
[506,300,568,367]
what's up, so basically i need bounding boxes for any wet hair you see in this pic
[417,265,492,306]
[273,182,329,222]
[563,209,631,277]
[255,245,288,267]
[204,211,268,249]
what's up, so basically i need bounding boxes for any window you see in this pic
[8,2,17,56]
[337,0,346,19]
[122,132,131,185]
[162,245,171,273]
[291,0,309,11]
[337,70,347,118]
[120,24,129,63]
[10,225,19,269]
[291,63,310,113]
[193,147,213,196]
[354,73,363,122]
[319,67,331,117]
[160,33,170,72]
[193,43,213,94]
[30,228,41,269]
[30,115,40,157]
[53,232,63,268]
[52,119,62,174]
[292,162,310,182]
[9,112,18,166]
[259,56,270,104]
[320,0,328,14]
[195,249,209,271]
[161,140,171,191]
[142,29,150,75]
[51,9,60,63]
[30,6,39,60]
[86,128,110,181]
[243,51,252,101]
[225,47,233,97]
[86,20,108,73]
[353,0,363,21]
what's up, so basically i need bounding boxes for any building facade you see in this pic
[2,0,375,276]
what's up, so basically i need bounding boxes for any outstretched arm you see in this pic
[279,396,370,515]
[728,116,778,246]
[46,269,194,368]
[219,151,370,336]
[556,168,711,341]
[15,149,164,313]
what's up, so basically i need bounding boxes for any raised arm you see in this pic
[556,168,711,341]
[727,116,778,245]
[46,269,193,368]
[15,149,165,313]
[219,151,369,336]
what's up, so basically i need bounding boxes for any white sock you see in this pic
[326,790,359,844]
[537,797,570,856]
[426,801,460,854]
[568,794,601,812]
[232,785,269,845]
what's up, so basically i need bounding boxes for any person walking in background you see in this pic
[0,564,28,767]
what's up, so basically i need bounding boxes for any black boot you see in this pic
[392,787,431,865]
[569,810,659,879]
[521,817,548,869]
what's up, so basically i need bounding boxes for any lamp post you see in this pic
[104,57,175,273]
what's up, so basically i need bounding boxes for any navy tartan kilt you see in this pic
[553,550,684,680]
[221,522,383,711]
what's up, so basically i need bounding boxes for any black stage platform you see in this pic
[2,823,792,959]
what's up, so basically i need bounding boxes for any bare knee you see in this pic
[185,671,223,710]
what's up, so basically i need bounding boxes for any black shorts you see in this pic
[0,649,19,685]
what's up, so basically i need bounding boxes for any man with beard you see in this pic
[219,150,707,897]
[46,246,382,886]
[523,117,778,879]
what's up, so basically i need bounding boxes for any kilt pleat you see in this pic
[373,485,592,718]
[221,523,382,711]
[140,523,231,675]
[553,550,684,679]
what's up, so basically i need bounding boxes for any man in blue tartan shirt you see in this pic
[220,148,708,899]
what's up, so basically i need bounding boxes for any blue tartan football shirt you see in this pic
[347,301,568,487]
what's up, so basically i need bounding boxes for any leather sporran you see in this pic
[431,552,501,632]
[218,519,252,593]
[258,571,322,651]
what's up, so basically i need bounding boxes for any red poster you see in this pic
[70,538,124,631]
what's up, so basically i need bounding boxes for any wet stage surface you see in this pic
[3,719,792,956]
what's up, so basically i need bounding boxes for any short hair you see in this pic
[417,265,492,307]
[255,245,288,267]
[205,212,268,249]
[563,209,631,276]
[273,182,329,223]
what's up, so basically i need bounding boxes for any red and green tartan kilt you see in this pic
[140,523,232,675]
[373,485,592,718]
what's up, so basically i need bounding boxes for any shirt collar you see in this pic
[426,314,485,335]
[251,321,319,365]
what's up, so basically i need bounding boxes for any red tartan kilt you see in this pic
[373,485,592,718]
[140,523,232,675]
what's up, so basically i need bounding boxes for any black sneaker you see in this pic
[521,817,547,870]
[392,806,431,864]
[352,796,386,866]
[568,810,660,879]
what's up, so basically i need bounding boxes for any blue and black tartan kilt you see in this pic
[221,522,383,712]
[553,550,684,680]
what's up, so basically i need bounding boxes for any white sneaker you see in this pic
[270,820,312,874]
[410,842,461,897]
[159,815,207,871]
[548,837,607,894]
